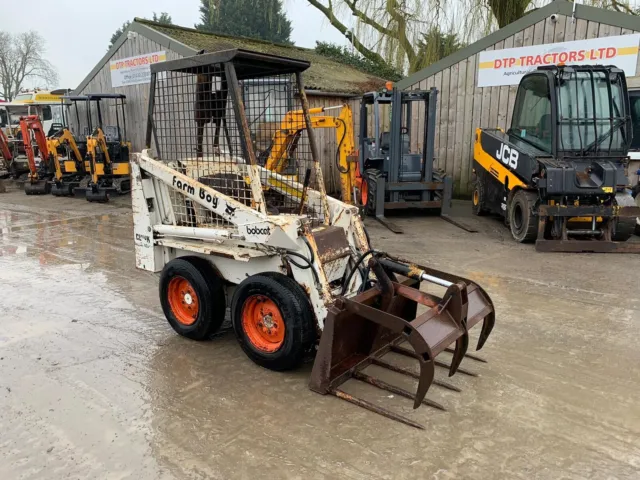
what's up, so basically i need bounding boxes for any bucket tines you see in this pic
[309,257,495,428]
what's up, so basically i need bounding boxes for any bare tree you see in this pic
[0,31,59,101]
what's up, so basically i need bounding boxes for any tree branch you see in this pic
[385,0,416,68]
[343,0,395,37]
[306,0,389,66]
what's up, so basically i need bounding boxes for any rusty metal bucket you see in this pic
[309,256,495,429]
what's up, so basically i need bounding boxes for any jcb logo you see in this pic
[496,143,519,169]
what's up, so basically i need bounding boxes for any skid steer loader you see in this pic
[473,65,640,252]
[133,49,496,429]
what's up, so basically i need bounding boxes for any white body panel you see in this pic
[132,150,370,329]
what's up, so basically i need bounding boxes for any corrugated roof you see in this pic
[135,19,385,94]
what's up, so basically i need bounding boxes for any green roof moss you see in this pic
[135,19,385,95]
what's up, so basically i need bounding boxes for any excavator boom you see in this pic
[20,115,53,195]
[263,104,357,203]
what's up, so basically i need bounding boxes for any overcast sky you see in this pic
[0,0,349,90]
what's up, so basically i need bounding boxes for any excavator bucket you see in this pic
[309,256,495,429]
[24,181,51,195]
[85,185,109,203]
[51,182,75,197]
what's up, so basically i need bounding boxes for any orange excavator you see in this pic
[20,115,54,195]
[260,104,358,203]
[0,128,13,178]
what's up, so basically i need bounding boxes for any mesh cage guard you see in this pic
[145,49,330,230]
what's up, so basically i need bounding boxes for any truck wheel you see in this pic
[471,175,488,216]
[159,257,226,340]
[362,169,381,216]
[508,190,538,243]
[232,273,316,371]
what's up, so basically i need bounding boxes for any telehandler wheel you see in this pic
[508,190,538,243]
[159,257,226,341]
[471,175,488,216]
[362,169,381,216]
[633,188,640,236]
[612,216,635,242]
[232,273,316,371]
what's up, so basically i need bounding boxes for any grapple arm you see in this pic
[309,254,496,429]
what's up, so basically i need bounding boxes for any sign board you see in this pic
[110,51,166,88]
[477,34,640,87]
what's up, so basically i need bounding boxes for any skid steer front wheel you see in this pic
[508,190,538,243]
[160,257,226,340]
[232,273,316,371]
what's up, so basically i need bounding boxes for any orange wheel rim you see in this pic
[241,295,285,353]
[361,180,368,205]
[473,189,479,205]
[167,276,199,326]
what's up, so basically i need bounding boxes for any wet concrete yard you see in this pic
[1,182,640,479]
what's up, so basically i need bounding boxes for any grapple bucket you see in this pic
[309,256,495,429]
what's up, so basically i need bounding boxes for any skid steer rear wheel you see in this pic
[160,257,226,340]
[232,273,316,371]
[508,190,538,243]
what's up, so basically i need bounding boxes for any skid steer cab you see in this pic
[132,48,496,429]
[473,65,640,253]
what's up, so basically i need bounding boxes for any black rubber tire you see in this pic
[612,217,635,242]
[231,273,316,371]
[362,169,381,216]
[633,187,640,236]
[471,174,488,216]
[508,189,538,243]
[159,257,226,341]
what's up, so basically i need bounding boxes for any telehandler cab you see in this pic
[473,65,640,252]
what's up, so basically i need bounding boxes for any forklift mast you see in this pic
[357,86,454,233]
